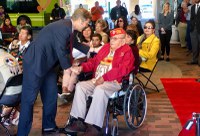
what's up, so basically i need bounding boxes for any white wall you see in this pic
[70,0,130,16]
[68,0,167,21]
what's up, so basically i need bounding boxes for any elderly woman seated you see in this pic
[137,19,160,72]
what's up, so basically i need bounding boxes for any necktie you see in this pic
[69,32,74,63]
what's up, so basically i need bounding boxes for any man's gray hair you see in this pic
[71,8,92,21]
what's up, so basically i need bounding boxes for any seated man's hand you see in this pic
[62,86,70,93]
[94,77,104,86]
[71,66,82,75]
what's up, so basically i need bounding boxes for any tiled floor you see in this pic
[1,43,200,136]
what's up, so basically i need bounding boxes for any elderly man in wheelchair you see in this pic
[63,28,147,136]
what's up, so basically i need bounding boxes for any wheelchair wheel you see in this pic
[123,83,147,129]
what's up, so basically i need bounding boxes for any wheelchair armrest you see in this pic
[0,74,23,99]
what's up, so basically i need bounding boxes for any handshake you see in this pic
[70,66,83,75]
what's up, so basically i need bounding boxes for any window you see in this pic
[0,0,39,13]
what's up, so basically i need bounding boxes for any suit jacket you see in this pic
[23,19,89,77]
[190,4,200,33]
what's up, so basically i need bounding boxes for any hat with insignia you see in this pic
[110,28,126,37]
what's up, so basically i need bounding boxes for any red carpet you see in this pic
[161,78,200,136]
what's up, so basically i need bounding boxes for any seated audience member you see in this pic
[1,16,17,35]
[126,24,139,37]
[137,20,160,72]
[1,17,17,45]
[89,33,103,58]
[64,28,134,135]
[8,26,32,70]
[95,19,108,44]
[78,25,94,47]
[0,50,21,126]
[1,26,32,126]
[115,16,128,30]
[130,16,143,36]
[0,6,8,28]
[125,30,140,74]
[16,17,31,33]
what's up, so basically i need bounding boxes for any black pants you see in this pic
[159,30,172,56]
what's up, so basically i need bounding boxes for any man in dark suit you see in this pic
[17,8,92,136]
[188,0,200,65]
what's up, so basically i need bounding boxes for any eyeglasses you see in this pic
[118,20,123,22]
[144,26,154,29]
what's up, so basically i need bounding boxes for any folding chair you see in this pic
[0,73,23,136]
[136,60,159,92]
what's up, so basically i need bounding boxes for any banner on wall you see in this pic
[139,0,154,19]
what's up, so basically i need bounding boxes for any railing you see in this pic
[179,112,200,136]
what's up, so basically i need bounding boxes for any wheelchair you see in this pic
[104,74,147,135]
[0,46,23,136]
[65,72,147,136]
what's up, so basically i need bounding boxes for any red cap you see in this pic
[110,28,126,37]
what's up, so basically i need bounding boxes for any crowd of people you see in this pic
[0,0,200,135]
[175,0,200,65]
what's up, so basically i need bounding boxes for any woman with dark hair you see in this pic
[115,16,128,30]
[129,5,142,21]
[137,19,160,72]
[2,16,17,34]
[78,25,94,46]
[16,16,31,33]
[125,30,140,74]
[0,6,9,27]
[130,16,143,36]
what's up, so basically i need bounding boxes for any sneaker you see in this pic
[64,120,87,133]
[83,125,101,136]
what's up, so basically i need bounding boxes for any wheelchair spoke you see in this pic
[124,84,147,129]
